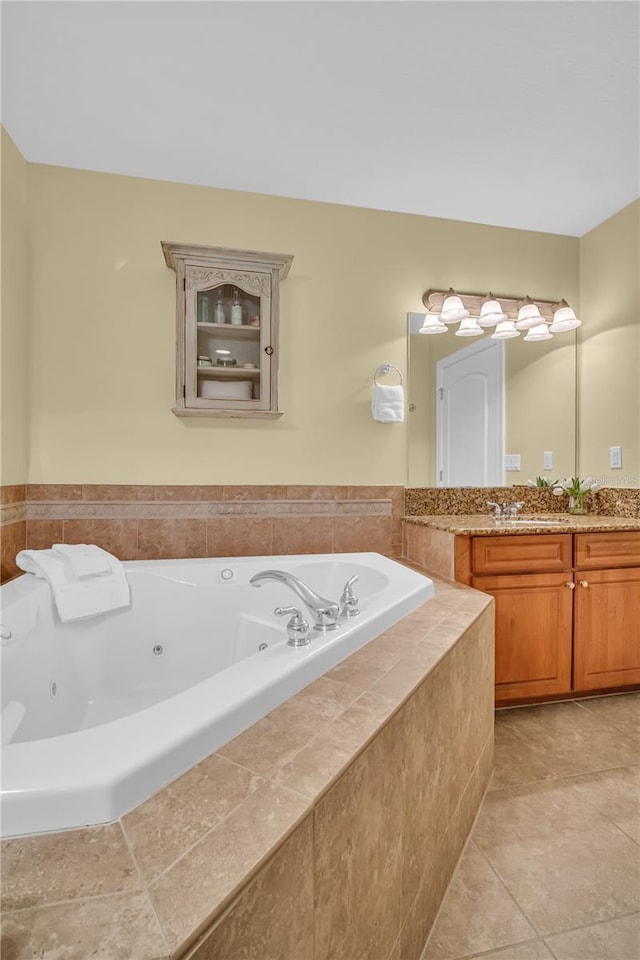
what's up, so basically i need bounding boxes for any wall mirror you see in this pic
[407,313,577,487]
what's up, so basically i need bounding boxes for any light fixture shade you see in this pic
[478,298,507,327]
[440,294,469,324]
[491,319,520,340]
[524,322,553,342]
[455,317,483,337]
[418,315,447,335]
[516,301,543,330]
[550,304,581,332]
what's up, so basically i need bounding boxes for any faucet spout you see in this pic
[250,569,340,630]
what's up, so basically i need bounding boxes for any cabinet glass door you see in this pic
[184,268,272,411]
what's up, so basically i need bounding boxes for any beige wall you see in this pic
[0,129,30,484]
[578,200,640,485]
[25,162,579,484]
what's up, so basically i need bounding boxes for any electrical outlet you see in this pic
[610,446,622,469]
[544,451,553,470]
[505,454,521,471]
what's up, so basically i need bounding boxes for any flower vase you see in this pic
[568,493,588,515]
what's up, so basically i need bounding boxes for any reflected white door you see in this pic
[437,338,505,487]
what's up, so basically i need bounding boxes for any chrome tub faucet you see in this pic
[250,570,340,630]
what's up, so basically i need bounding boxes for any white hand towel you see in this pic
[52,543,112,578]
[16,547,130,623]
[372,383,405,422]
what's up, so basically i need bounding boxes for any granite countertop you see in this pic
[404,513,640,536]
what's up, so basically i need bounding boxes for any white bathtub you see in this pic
[0,553,434,838]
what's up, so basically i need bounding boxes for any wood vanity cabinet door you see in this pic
[574,567,640,690]
[473,572,573,703]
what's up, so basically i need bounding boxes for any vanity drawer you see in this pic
[472,534,573,575]
[575,532,640,569]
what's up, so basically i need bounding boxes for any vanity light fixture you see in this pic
[515,296,544,330]
[478,295,508,328]
[439,289,470,324]
[421,289,581,344]
[455,316,483,337]
[550,299,582,333]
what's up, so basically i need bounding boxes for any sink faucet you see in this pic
[250,570,340,630]
[487,501,524,519]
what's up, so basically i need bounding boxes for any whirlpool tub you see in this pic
[1,553,433,837]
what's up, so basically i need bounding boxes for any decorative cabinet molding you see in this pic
[162,242,293,418]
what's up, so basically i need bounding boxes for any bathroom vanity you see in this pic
[404,516,640,706]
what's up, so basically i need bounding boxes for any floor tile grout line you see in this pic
[489,759,640,794]
[541,907,640,951]
[470,838,542,941]
[462,936,547,960]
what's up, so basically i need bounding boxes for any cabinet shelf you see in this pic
[197,366,261,379]
[196,323,260,339]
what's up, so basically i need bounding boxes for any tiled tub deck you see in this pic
[1,571,494,960]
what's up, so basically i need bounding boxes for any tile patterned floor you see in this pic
[423,694,640,960]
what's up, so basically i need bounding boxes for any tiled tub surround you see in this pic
[1,574,494,960]
[0,485,404,583]
[2,554,433,837]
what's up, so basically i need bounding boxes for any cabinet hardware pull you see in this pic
[579,580,589,588]
[264,346,274,356]
[566,582,575,589]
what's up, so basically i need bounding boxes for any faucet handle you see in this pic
[340,575,360,619]
[274,606,311,647]
[486,501,502,517]
[510,501,524,516]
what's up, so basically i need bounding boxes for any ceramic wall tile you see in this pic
[1,520,25,581]
[64,519,138,560]
[205,517,273,557]
[122,754,263,883]
[1,825,138,911]
[0,485,26,504]
[271,516,335,555]
[82,485,156,501]
[189,817,314,960]
[25,519,63,550]
[0,892,169,960]
[149,781,307,955]
[137,519,206,560]
[314,714,403,960]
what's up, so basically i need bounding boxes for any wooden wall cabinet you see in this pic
[457,530,640,704]
[162,242,293,418]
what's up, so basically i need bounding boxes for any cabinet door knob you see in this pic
[566,581,575,589]
[579,579,589,588]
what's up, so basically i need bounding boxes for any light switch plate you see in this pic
[543,451,553,470]
[610,446,622,469]
[505,454,521,471]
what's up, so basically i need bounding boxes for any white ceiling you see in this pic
[2,1,639,236]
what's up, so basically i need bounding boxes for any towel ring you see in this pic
[374,363,404,386]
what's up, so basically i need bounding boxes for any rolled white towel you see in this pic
[52,543,111,578]
[16,547,130,623]
[372,383,405,422]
